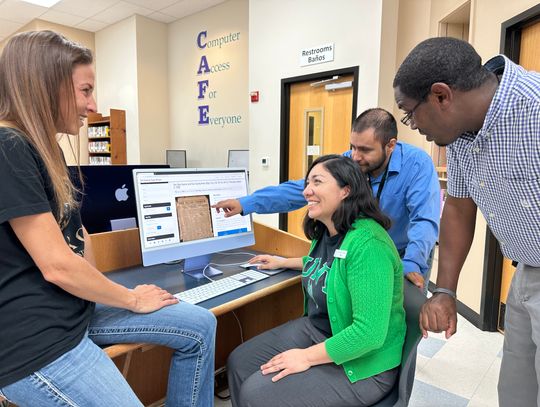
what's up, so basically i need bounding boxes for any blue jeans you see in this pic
[0,302,216,407]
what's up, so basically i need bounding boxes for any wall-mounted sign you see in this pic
[306,145,320,156]
[196,30,243,127]
[300,43,334,67]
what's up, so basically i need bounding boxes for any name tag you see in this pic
[334,249,347,259]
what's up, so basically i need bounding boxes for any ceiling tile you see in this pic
[0,0,224,40]
[52,0,118,19]
[160,0,225,19]
[0,18,24,37]
[146,11,177,24]
[39,9,85,26]
[123,0,178,11]
[0,0,47,24]
[89,0,154,24]
[75,18,108,32]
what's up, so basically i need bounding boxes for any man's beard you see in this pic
[364,149,387,176]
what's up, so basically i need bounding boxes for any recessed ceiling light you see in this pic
[21,0,61,7]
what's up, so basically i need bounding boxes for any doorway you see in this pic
[279,67,358,237]
[495,4,540,332]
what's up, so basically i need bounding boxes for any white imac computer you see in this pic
[132,167,255,277]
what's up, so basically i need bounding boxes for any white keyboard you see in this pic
[176,269,270,304]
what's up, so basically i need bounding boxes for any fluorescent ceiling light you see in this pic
[21,0,61,7]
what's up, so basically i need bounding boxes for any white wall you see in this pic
[249,0,385,226]
[168,0,249,168]
[95,16,140,163]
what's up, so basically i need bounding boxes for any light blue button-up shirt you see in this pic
[447,55,540,266]
[239,141,440,276]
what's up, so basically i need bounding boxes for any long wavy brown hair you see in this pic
[0,30,92,222]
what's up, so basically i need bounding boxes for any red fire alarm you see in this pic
[250,91,259,103]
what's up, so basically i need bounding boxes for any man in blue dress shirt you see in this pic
[394,37,540,407]
[213,108,440,291]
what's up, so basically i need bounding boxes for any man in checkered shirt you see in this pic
[393,37,540,407]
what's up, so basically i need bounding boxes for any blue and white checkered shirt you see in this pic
[446,55,540,266]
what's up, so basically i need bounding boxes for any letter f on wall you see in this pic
[197,80,209,99]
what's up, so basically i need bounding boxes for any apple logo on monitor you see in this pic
[115,184,129,201]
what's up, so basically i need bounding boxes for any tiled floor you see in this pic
[411,315,503,407]
[215,314,504,407]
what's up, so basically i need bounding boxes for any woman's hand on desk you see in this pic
[249,255,303,270]
[130,284,178,313]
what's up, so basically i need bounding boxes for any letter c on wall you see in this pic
[197,31,207,49]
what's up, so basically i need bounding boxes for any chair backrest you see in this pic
[166,149,187,168]
[371,279,426,407]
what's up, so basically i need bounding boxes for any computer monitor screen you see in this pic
[166,150,187,168]
[133,168,255,272]
[69,164,169,234]
[227,149,249,169]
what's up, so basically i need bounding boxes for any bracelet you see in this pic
[432,287,457,299]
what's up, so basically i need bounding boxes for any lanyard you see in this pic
[368,154,391,203]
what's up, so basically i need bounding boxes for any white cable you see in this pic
[201,263,215,282]
[201,252,258,282]
[231,310,244,343]
[218,251,258,257]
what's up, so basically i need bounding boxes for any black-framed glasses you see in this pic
[400,91,430,126]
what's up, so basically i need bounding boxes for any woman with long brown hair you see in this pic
[0,30,216,406]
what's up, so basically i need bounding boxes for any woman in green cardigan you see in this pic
[227,154,406,407]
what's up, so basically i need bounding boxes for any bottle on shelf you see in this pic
[86,109,126,165]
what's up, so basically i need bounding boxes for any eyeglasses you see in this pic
[400,91,430,126]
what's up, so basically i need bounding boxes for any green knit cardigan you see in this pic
[302,218,406,383]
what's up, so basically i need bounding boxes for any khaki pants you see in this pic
[499,264,540,407]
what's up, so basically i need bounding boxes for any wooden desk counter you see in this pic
[90,222,309,406]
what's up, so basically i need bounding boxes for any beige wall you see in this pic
[249,0,386,226]
[0,19,94,53]
[0,20,95,166]
[394,0,434,152]
[430,211,488,314]
[136,16,169,165]
[95,16,140,163]
[471,0,540,58]
[378,0,401,112]
[168,0,249,169]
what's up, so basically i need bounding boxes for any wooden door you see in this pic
[520,21,540,70]
[286,75,354,237]
[498,19,540,331]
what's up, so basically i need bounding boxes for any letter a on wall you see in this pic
[198,55,210,74]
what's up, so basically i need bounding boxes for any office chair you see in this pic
[371,279,426,407]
